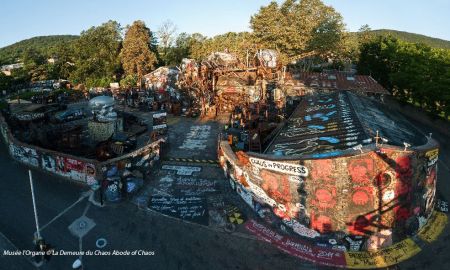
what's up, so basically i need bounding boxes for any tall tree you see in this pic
[164,32,195,65]
[157,20,178,65]
[120,20,158,88]
[51,41,76,79]
[189,32,255,62]
[22,48,47,81]
[357,24,373,45]
[250,0,345,63]
[0,72,12,92]
[157,20,177,48]
[71,20,122,86]
[358,36,450,118]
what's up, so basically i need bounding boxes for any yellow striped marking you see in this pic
[418,211,448,243]
[345,238,421,269]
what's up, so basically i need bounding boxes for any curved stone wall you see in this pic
[219,140,439,251]
[0,114,162,187]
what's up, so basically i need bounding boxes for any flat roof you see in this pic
[264,91,426,157]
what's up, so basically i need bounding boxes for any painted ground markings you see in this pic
[245,210,448,269]
[245,219,347,268]
[149,195,209,225]
[161,165,201,175]
[179,125,211,150]
[344,239,421,269]
[68,216,96,238]
[225,205,246,225]
[165,157,218,164]
[147,172,220,225]
[417,211,448,243]
[228,212,245,224]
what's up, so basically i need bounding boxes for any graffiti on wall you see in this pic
[102,141,161,201]
[113,142,160,171]
[41,154,96,183]
[246,219,347,267]
[417,210,447,243]
[249,157,308,176]
[9,144,39,167]
[219,139,439,250]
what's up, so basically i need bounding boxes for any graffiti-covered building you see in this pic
[219,90,438,252]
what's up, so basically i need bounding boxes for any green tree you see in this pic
[157,20,177,65]
[250,0,345,63]
[71,20,122,86]
[358,36,450,119]
[0,72,12,92]
[120,20,158,88]
[22,48,48,81]
[120,74,138,88]
[51,41,76,79]
[358,24,373,45]
[10,68,30,87]
[190,32,255,63]
[163,32,205,65]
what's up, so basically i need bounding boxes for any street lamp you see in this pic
[29,170,41,242]
[29,170,53,264]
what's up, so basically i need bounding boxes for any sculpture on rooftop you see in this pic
[89,96,117,122]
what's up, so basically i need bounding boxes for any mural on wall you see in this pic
[9,144,39,167]
[219,141,438,251]
[41,154,96,183]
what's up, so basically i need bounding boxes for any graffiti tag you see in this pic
[249,157,308,176]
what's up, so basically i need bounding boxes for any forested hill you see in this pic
[0,35,79,65]
[368,29,450,49]
[1,29,449,67]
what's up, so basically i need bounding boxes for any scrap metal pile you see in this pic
[144,67,182,113]
[176,50,282,117]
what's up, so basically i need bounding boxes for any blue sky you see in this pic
[0,0,449,48]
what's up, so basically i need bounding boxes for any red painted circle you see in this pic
[352,190,369,205]
[315,189,332,202]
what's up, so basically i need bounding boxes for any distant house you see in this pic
[47,57,57,64]
[1,62,24,76]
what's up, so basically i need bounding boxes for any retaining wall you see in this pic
[0,114,162,186]
[218,139,439,252]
